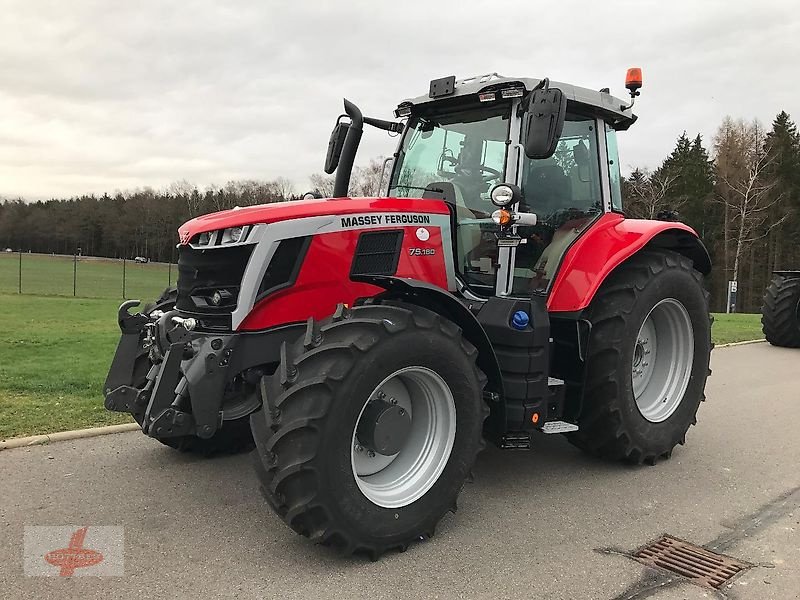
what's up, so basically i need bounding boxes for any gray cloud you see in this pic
[1,0,798,198]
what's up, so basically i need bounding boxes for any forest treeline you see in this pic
[1,112,798,313]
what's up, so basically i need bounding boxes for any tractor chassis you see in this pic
[103,300,303,440]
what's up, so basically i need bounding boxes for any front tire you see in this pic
[250,303,488,558]
[761,274,800,348]
[568,251,711,464]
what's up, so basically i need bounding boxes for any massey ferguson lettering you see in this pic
[340,214,431,228]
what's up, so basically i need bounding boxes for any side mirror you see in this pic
[523,87,566,159]
[324,120,350,174]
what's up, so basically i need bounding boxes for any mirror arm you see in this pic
[363,116,404,134]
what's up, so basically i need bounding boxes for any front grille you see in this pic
[176,244,254,314]
[350,230,403,276]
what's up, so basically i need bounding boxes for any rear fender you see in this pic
[547,213,711,313]
[354,276,503,397]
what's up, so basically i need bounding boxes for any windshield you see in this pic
[389,104,511,292]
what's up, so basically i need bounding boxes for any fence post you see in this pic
[73,252,77,297]
[168,259,172,287]
[18,249,22,294]
[122,258,126,299]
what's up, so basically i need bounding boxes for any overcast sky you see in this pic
[1,0,798,200]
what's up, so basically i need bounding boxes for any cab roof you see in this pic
[398,73,637,130]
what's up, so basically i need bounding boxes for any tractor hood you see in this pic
[177,196,450,244]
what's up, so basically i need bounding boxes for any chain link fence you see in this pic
[0,251,175,301]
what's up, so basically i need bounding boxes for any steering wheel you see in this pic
[454,164,502,182]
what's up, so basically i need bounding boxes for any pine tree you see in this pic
[660,132,714,236]
[764,111,800,271]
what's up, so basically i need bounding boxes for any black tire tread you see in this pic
[250,302,488,559]
[761,275,800,347]
[568,251,711,465]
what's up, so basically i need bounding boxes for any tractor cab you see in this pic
[383,73,636,299]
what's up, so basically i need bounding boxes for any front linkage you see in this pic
[104,300,239,440]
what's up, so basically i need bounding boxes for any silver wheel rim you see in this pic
[351,367,456,509]
[632,298,694,423]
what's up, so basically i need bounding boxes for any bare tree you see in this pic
[169,180,201,216]
[624,168,680,219]
[271,177,294,201]
[308,173,335,197]
[714,118,787,285]
[350,157,387,197]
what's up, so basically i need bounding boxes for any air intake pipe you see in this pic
[333,99,363,198]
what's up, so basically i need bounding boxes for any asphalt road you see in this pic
[1,343,798,600]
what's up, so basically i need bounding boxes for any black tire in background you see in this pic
[568,251,712,464]
[761,274,800,348]
[132,286,255,456]
[250,303,488,559]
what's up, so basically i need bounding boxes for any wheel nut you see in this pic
[368,450,375,458]
[355,444,363,452]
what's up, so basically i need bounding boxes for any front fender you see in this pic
[353,275,503,397]
[547,213,711,313]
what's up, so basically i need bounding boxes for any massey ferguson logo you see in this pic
[340,214,431,228]
[178,229,192,244]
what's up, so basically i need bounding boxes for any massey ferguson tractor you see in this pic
[104,70,712,558]
[761,271,800,347]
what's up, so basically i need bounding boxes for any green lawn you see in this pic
[712,312,764,345]
[0,294,133,440]
[0,291,766,440]
[0,252,174,300]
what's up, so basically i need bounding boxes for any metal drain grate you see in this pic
[633,535,750,589]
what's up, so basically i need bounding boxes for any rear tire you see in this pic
[250,303,488,558]
[761,274,800,348]
[568,251,711,464]
[133,286,255,456]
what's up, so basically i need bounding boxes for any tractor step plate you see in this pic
[541,421,579,434]
[500,433,531,450]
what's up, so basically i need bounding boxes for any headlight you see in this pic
[220,226,244,244]
[490,183,522,207]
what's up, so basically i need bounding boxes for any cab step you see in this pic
[540,420,579,434]
[500,432,531,450]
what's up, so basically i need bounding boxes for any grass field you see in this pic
[0,294,132,440]
[0,289,767,440]
[0,252,174,300]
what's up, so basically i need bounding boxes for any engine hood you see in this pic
[177,196,449,244]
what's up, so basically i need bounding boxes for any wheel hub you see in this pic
[631,298,694,423]
[356,398,412,456]
[351,367,456,509]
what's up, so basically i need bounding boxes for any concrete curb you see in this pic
[0,422,140,451]
[716,338,767,348]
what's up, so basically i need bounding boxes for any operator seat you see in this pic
[522,164,572,217]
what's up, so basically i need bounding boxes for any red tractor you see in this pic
[104,70,712,557]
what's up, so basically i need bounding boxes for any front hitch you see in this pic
[103,300,149,395]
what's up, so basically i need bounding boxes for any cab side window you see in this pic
[606,123,623,211]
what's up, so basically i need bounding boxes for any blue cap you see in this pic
[511,310,530,330]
